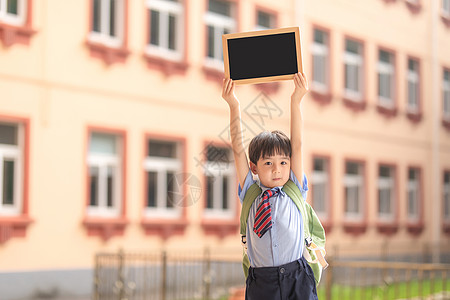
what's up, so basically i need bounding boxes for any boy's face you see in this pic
[250,154,290,188]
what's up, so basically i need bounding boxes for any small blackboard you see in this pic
[222,27,303,85]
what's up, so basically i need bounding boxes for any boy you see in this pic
[221,73,317,300]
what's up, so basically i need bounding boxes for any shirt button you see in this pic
[280,268,285,274]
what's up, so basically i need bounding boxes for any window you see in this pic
[443,0,450,17]
[344,161,364,220]
[203,145,234,218]
[255,10,275,30]
[87,132,123,217]
[89,0,125,48]
[146,0,184,61]
[378,49,395,108]
[444,69,450,121]
[311,157,329,220]
[0,122,23,216]
[204,0,236,69]
[312,28,330,94]
[144,139,183,217]
[378,165,396,221]
[444,171,450,222]
[407,168,421,222]
[0,0,26,26]
[407,58,420,114]
[344,38,364,101]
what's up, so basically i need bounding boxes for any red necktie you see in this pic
[253,188,279,238]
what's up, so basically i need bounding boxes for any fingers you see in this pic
[294,72,308,90]
[223,78,234,95]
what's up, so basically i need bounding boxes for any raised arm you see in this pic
[290,72,309,186]
[222,78,250,188]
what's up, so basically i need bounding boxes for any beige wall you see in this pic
[0,0,449,283]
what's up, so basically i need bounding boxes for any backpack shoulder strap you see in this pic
[282,180,309,233]
[240,183,262,279]
[240,183,262,235]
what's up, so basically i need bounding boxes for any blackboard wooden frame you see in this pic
[222,27,303,85]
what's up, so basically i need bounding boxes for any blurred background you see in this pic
[1,0,450,299]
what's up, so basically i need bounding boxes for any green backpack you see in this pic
[240,180,328,286]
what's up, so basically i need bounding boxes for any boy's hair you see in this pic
[248,130,291,164]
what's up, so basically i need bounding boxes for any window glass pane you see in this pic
[148,140,177,158]
[313,55,326,84]
[89,166,99,206]
[379,190,391,214]
[314,158,324,171]
[379,50,391,64]
[313,182,326,212]
[222,176,228,209]
[166,172,175,208]
[380,166,391,177]
[314,29,325,44]
[93,0,101,32]
[147,171,157,207]
[0,123,18,145]
[346,162,359,175]
[257,11,272,28]
[107,166,114,207]
[408,59,417,72]
[109,0,117,37]
[150,10,160,46]
[206,176,214,209]
[345,186,359,213]
[89,133,117,154]
[346,39,360,54]
[2,159,14,205]
[168,14,176,50]
[7,0,18,15]
[207,145,230,163]
[208,0,230,16]
[207,25,215,58]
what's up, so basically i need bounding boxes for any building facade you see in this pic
[1,0,449,298]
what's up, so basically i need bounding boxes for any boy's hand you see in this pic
[222,78,239,109]
[291,72,309,103]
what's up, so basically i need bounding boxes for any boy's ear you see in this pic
[250,162,258,175]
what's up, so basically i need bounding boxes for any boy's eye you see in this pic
[264,161,272,165]
[281,161,287,165]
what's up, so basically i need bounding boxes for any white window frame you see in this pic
[378,166,395,222]
[344,39,363,101]
[204,0,236,70]
[378,50,395,108]
[144,154,182,218]
[87,133,122,218]
[0,0,26,26]
[203,147,235,219]
[444,69,450,120]
[146,0,184,61]
[88,0,125,48]
[407,59,420,113]
[443,0,450,17]
[407,168,420,222]
[311,158,329,219]
[312,29,329,93]
[0,123,23,216]
[343,162,364,221]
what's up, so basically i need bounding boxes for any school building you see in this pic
[1,0,450,299]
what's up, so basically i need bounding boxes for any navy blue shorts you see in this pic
[245,256,318,300]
